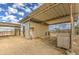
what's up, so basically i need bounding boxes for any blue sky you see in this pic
[0,3,41,23]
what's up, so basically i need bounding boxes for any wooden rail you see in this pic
[0,31,15,36]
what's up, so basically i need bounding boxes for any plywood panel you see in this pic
[57,33,70,49]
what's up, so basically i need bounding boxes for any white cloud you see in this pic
[12,3,31,13]
[2,15,18,23]
[32,5,38,10]
[0,8,3,12]
[2,17,7,20]
[18,12,24,16]
[12,4,18,8]
[17,3,24,7]
[19,18,22,20]
[10,18,19,23]
[12,3,24,9]
[6,15,16,19]
[31,4,43,10]
[0,8,5,12]
[12,3,42,13]
[8,7,18,14]
[5,12,9,16]
[2,20,6,22]
[25,7,32,13]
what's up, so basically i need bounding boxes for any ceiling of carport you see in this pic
[21,3,79,25]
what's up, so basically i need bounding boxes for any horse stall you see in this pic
[49,23,71,49]
[21,21,48,39]
[0,22,21,37]
[0,27,15,36]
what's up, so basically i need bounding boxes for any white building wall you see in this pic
[30,22,48,38]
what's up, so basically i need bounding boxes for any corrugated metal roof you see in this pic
[21,3,79,25]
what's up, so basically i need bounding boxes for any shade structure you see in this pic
[20,3,79,54]
[20,3,79,25]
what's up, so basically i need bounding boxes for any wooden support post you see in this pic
[28,19,32,39]
[14,27,20,36]
[14,28,17,36]
[23,25,25,37]
[18,27,21,36]
[70,3,75,54]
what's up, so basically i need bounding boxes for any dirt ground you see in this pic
[0,36,65,55]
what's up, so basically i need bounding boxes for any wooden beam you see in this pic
[48,20,70,25]
[45,13,77,22]
[0,25,20,27]
[30,18,48,25]
[0,23,20,27]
